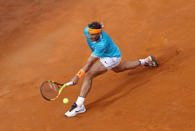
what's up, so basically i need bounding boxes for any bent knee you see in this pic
[85,71,95,79]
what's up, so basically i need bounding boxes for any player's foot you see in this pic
[144,56,158,67]
[65,103,86,117]
[139,56,158,67]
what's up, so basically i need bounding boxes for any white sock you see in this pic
[139,59,146,65]
[76,96,85,106]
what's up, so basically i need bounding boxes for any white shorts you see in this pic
[100,57,121,70]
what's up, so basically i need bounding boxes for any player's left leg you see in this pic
[65,61,107,117]
[79,61,108,98]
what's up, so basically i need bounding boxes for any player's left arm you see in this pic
[71,56,98,85]
[71,42,107,85]
[82,55,98,72]
[83,43,107,72]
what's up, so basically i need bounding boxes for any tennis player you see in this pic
[65,22,158,117]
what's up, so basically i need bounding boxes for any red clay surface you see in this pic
[0,0,195,130]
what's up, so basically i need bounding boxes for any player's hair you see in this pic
[88,21,102,29]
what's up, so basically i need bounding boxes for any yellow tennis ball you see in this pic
[63,98,69,104]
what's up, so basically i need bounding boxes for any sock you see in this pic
[76,96,85,106]
[139,59,146,65]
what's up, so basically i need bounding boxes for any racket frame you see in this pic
[40,80,73,101]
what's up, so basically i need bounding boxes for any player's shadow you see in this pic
[86,47,184,111]
[86,67,160,111]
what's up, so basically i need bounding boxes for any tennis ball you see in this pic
[63,98,69,104]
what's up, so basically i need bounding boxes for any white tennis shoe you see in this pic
[144,56,158,67]
[65,103,86,117]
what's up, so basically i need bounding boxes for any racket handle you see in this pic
[66,81,74,86]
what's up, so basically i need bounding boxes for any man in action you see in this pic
[65,22,158,117]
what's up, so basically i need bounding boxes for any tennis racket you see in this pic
[40,80,73,101]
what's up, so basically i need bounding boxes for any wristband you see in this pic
[76,69,85,78]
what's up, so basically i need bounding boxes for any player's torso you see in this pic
[84,27,121,57]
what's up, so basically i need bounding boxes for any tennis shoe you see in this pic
[144,56,158,67]
[65,103,86,117]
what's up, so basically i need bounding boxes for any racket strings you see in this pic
[41,82,59,99]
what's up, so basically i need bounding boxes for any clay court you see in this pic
[0,0,195,130]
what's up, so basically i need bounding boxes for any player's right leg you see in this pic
[112,55,158,73]
[112,60,140,73]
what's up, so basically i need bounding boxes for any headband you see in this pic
[88,28,102,34]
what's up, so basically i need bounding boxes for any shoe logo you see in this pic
[75,108,85,113]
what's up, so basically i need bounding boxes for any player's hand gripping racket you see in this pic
[40,81,73,101]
